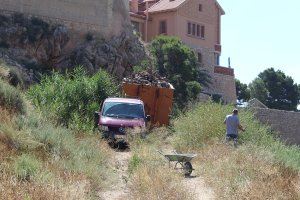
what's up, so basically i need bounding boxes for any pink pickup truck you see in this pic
[95,98,150,147]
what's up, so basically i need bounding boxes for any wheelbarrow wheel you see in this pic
[184,162,193,176]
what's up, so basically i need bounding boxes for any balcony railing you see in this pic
[214,66,234,76]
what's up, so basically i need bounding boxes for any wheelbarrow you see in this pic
[157,150,197,176]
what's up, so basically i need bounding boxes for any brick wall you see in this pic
[212,72,236,104]
[253,108,300,145]
[0,0,130,36]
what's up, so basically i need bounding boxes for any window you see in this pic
[201,25,205,38]
[187,22,205,39]
[197,25,200,37]
[132,21,140,33]
[187,22,191,34]
[199,4,202,12]
[159,20,167,34]
[197,52,202,63]
[192,24,196,35]
[214,53,220,66]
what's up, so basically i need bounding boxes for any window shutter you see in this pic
[159,21,167,34]
[199,4,202,12]
[192,24,196,36]
[197,25,200,37]
[187,22,191,34]
[201,25,205,38]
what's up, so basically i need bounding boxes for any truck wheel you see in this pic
[117,140,128,150]
[102,131,109,139]
[184,162,193,176]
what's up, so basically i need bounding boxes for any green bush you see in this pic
[0,79,26,114]
[186,81,202,100]
[27,67,118,132]
[14,154,42,181]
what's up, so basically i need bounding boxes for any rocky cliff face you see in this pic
[0,13,145,85]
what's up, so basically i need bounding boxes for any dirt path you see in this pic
[182,175,215,200]
[100,150,131,200]
[100,148,215,200]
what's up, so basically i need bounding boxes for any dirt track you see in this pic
[100,150,131,200]
[100,149,215,200]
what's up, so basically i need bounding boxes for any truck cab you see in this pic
[96,98,150,141]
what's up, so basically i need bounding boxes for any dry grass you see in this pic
[195,142,300,199]
[0,105,112,199]
[171,102,300,199]
[0,62,9,79]
[0,107,13,123]
[128,133,193,200]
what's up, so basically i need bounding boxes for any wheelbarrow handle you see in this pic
[156,150,165,156]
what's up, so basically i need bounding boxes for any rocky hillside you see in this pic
[0,13,145,85]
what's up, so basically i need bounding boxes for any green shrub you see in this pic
[14,154,42,181]
[186,81,202,100]
[0,79,26,114]
[27,67,118,132]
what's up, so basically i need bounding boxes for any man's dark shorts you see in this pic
[226,134,238,139]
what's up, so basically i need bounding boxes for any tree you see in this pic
[150,36,210,107]
[249,68,300,111]
[235,79,250,102]
[249,78,268,104]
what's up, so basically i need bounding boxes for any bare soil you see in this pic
[100,150,131,200]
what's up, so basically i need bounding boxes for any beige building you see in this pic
[129,0,236,103]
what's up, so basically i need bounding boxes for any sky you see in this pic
[218,0,300,85]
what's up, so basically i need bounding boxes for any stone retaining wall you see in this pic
[0,0,129,36]
[253,108,300,145]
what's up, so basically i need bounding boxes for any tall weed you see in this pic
[27,67,118,132]
[14,154,42,181]
[172,102,300,199]
[173,102,300,170]
[0,79,26,114]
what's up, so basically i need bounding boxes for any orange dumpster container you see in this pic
[122,83,174,126]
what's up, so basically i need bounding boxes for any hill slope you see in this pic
[1,75,299,199]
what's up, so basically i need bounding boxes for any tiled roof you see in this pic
[148,0,187,13]
[147,0,225,15]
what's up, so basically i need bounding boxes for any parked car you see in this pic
[95,97,150,148]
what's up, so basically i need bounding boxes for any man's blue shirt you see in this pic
[225,114,240,136]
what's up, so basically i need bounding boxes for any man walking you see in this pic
[224,109,245,147]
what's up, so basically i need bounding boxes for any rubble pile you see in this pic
[123,71,172,88]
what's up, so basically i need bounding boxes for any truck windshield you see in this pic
[102,102,145,119]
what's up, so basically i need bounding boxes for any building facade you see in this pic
[129,0,236,103]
